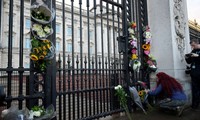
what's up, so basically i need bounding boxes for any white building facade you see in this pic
[0,0,121,69]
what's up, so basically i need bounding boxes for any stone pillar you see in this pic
[147,0,191,103]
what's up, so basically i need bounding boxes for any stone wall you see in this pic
[147,0,191,104]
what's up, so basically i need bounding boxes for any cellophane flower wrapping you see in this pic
[1,104,56,120]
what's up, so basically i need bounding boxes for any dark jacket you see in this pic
[185,49,200,78]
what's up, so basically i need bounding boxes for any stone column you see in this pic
[147,0,191,103]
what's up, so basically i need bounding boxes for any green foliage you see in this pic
[114,85,132,120]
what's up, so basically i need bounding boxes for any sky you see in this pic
[187,0,200,23]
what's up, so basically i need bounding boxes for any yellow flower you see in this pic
[43,40,50,43]
[30,55,38,61]
[38,47,42,51]
[142,44,151,50]
[43,46,47,50]
[46,44,50,49]
[43,51,47,56]
[131,54,138,60]
[33,48,39,54]
[138,91,143,96]
[39,55,44,60]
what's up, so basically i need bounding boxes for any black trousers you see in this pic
[191,68,200,108]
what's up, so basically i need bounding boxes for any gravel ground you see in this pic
[100,107,200,120]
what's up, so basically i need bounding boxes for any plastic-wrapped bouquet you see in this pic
[28,105,56,120]
[30,38,55,71]
[32,24,53,39]
[1,105,29,120]
[1,104,56,120]
[31,2,55,24]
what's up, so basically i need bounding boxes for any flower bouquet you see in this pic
[29,105,56,120]
[1,105,29,120]
[1,104,56,120]
[32,23,53,40]
[138,90,147,103]
[129,86,147,114]
[115,85,132,120]
[31,2,55,24]
[145,54,157,72]
[131,60,141,72]
[142,26,157,73]
[30,38,55,71]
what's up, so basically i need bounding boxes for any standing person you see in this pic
[185,39,200,109]
[146,72,187,108]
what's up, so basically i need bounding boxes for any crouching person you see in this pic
[146,72,187,108]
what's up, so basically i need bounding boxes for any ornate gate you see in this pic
[0,0,148,119]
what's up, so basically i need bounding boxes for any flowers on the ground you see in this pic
[128,22,141,72]
[114,85,132,120]
[29,106,45,118]
[1,104,56,120]
[29,105,55,120]
[28,105,56,119]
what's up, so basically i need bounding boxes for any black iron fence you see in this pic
[0,0,148,119]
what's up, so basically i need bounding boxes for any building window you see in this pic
[25,38,30,48]
[56,41,61,51]
[67,26,72,36]
[56,23,61,33]
[89,30,93,39]
[77,28,80,38]
[67,43,72,52]
[4,35,15,47]
[24,62,30,68]
[90,46,93,54]
[25,18,31,29]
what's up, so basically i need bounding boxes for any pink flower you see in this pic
[131,49,137,54]
[144,50,150,55]
[130,40,137,47]
[147,60,153,65]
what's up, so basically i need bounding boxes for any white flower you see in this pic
[37,31,46,38]
[149,65,156,69]
[32,24,43,32]
[44,26,51,34]
[28,110,34,119]
[115,85,122,90]
[132,60,141,72]
[33,111,41,117]
[143,31,152,39]
[36,11,41,15]
[128,28,134,34]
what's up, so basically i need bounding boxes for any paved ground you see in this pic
[100,107,200,120]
